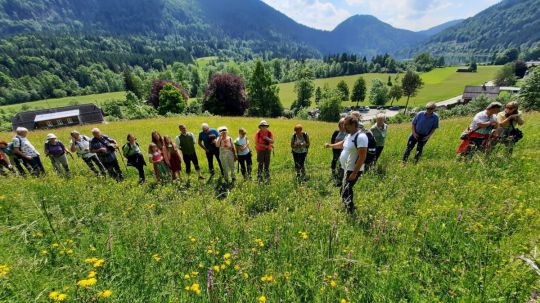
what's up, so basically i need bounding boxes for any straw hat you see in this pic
[259,120,269,127]
[46,133,57,141]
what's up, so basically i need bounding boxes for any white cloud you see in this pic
[262,0,352,30]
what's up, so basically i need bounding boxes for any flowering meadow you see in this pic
[1,114,539,302]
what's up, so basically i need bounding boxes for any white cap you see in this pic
[218,126,228,133]
[16,127,28,133]
[259,120,269,127]
[91,128,100,133]
[46,133,57,141]
[201,123,209,129]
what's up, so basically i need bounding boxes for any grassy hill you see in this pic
[0,92,126,112]
[0,113,538,302]
[277,66,500,108]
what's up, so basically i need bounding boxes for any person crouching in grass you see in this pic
[148,143,170,182]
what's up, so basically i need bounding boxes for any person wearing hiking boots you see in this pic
[216,126,237,185]
[12,127,45,176]
[291,124,310,181]
[402,102,439,163]
[235,128,252,180]
[255,120,274,183]
[325,115,368,214]
[44,133,71,177]
[198,123,223,178]
[89,128,124,181]
[122,133,147,184]
[70,130,106,177]
[176,124,204,180]
[330,118,347,186]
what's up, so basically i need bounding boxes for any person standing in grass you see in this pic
[330,118,347,186]
[44,133,71,177]
[198,123,223,177]
[255,120,274,183]
[216,126,236,184]
[148,142,170,182]
[291,124,310,180]
[90,128,124,181]
[325,115,368,214]
[122,134,146,184]
[235,128,252,180]
[370,113,388,165]
[402,102,439,163]
[176,124,204,180]
[70,130,106,176]
[163,135,182,181]
[12,127,45,176]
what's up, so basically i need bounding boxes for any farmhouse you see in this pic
[456,67,472,72]
[526,61,540,68]
[462,85,500,102]
[11,104,104,131]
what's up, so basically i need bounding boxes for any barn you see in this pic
[462,85,500,103]
[11,104,104,131]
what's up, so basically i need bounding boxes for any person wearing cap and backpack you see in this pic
[122,133,147,183]
[0,141,16,176]
[12,127,45,176]
[255,120,274,183]
[70,130,106,176]
[291,124,310,180]
[44,133,71,177]
[325,115,368,214]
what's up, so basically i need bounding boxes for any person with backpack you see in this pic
[291,124,310,180]
[12,127,45,176]
[402,102,439,163]
[89,128,124,181]
[176,124,204,180]
[163,135,182,181]
[235,128,252,180]
[44,133,71,177]
[496,101,524,154]
[255,120,274,183]
[215,126,237,184]
[370,113,388,165]
[122,133,147,184]
[325,115,368,214]
[330,118,347,186]
[198,123,224,178]
[0,141,15,176]
[70,130,106,176]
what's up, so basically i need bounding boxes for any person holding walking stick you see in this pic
[89,128,124,181]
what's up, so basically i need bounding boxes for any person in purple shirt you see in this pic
[402,102,439,163]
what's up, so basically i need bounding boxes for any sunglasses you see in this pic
[427,107,436,110]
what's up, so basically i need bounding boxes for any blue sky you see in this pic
[261,0,500,31]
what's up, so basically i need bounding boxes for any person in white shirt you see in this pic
[325,115,368,214]
[469,102,503,149]
[12,127,45,176]
[70,130,106,176]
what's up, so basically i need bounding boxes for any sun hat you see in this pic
[201,123,209,129]
[70,130,79,136]
[218,126,228,133]
[46,133,57,141]
[16,127,28,133]
[259,120,269,127]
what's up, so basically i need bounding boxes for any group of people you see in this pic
[0,101,525,214]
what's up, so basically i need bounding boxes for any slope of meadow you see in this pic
[0,113,538,302]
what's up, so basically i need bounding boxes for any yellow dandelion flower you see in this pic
[213,265,220,272]
[85,257,98,264]
[97,289,112,298]
[220,264,226,270]
[330,280,337,288]
[225,259,231,265]
[298,231,308,240]
[223,253,231,259]
[258,295,267,303]
[191,271,199,277]
[52,243,60,248]
[255,239,264,247]
[243,272,249,279]
[186,283,201,295]
[183,274,191,280]
[340,299,349,303]
[93,259,105,268]
[207,249,214,254]
[261,275,274,283]
[66,249,73,254]
[87,271,97,278]
[0,264,10,277]
[41,250,49,255]
[65,239,74,244]
[90,246,97,252]
[48,291,68,302]
[189,236,197,242]
[77,278,97,288]
[152,254,161,262]
[234,265,240,271]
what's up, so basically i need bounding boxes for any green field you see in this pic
[0,92,126,112]
[277,66,500,108]
[0,113,538,302]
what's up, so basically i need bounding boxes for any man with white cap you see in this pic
[255,120,274,183]
[89,128,123,181]
[70,130,106,176]
[44,133,71,177]
[198,123,223,177]
[12,127,45,176]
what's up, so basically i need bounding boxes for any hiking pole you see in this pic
[116,147,128,172]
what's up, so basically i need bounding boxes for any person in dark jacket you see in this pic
[122,133,146,183]
[330,118,347,186]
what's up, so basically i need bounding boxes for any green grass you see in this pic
[0,92,126,112]
[277,66,500,108]
[0,113,538,302]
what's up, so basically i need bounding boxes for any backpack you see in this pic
[292,132,309,146]
[352,131,377,166]
[5,137,22,157]
[122,142,140,157]
[45,141,65,156]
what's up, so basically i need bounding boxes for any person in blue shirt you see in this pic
[402,102,439,163]
[198,123,224,177]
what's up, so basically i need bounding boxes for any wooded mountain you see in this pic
[0,0,456,58]
[416,0,540,61]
